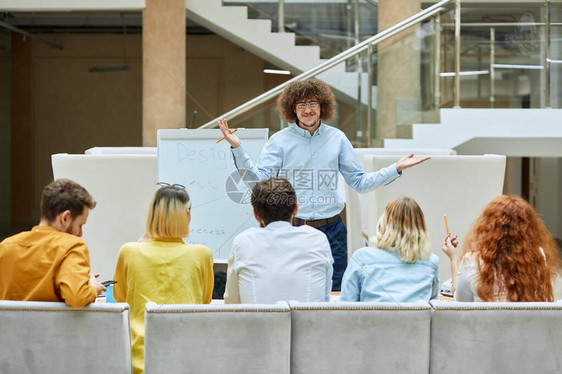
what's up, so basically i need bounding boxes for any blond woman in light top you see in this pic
[113,183,214,374]
[340,196,439,302]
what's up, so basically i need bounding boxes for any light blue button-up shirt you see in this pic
[340,246,440,302]
[231,123,400,220]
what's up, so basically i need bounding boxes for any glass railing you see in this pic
[205,1,561,147]
[217,10,452,148]
[550,0,562,108]
[223,0,378,60]
[203,0,454,148]
[440,1,561,109]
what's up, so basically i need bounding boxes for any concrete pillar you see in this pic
[376,0,421,139]
[143,0,186,146]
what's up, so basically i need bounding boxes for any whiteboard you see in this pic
[158,128,268,259]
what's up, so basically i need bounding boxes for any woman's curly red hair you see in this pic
[276,79,336,123]
[462,195,560,301]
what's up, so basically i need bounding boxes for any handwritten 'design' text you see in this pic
[176,143,232,170]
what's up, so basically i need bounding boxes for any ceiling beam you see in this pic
[0,0,145,12]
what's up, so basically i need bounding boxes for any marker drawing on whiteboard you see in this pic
[189,180,203,190]
[176,144,229,169]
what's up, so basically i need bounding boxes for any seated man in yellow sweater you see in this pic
[0,178,105,307]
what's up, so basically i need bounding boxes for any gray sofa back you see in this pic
[430,300,562,374]
[0,300,132,374]
[144,302,291,374]
[289,301,432,374]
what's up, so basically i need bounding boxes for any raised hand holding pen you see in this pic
[441,234,460,296]
[218,118,241,148]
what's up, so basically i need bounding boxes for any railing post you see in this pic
[454,0,461,108]
[433,15,441,109]
[346,1,353,51]
[354,0,360,46]
[490,27,495,108]
[354,0,363,143]
[278,0,285,33]
[544,0,550,108]
[367,43,373,146]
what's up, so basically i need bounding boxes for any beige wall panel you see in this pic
[12,32,286,229]
[33,57,142,204]
[186,58,221,127]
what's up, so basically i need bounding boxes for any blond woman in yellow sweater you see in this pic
[114,183,214,374]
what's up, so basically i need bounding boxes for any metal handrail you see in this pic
[199,0,454,129]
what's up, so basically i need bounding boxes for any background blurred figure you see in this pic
[442,195,560,302]
[340,196,439,302]
[113,183,213,374]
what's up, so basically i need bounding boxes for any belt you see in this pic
[293,214,340,228]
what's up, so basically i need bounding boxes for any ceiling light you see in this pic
[263,68,291,75]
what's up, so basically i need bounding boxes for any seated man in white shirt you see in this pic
[224,177,334,304]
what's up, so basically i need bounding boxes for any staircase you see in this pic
[385,108,562,157]
[185,0,372,104]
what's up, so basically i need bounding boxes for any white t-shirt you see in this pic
[455,248,547,302]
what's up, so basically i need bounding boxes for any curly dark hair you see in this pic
[277,79,336,123]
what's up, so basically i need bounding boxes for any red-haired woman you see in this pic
[442,195,559,302]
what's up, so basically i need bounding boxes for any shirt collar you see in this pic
[150,237,185,243]
[290,122,324,137]
[265,220,293,229]
[31,225,59,233]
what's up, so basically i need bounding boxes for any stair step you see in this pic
[385,109,562,153]
[187,0,373,108]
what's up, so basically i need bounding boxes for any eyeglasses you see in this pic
[157,182,191,209]
[295,101,320,110]
[157,182,186,190]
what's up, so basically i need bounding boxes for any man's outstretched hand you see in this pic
[396,153,430,173]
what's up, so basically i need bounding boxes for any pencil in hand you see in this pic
[216,128,238,143]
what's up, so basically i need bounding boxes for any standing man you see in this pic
[219,79,428,291]
[0,179,105,307]
[224,177,333,304]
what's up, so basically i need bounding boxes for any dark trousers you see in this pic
[315,217,348,292]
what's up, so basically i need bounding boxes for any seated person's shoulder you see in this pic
[187,243,213,257]
[352,246,395,264]
[119,241,145,253]
[54,231,87,248]
[352,246,379,259]
[429,253,440,263]
[0,232,25,245]
[296,225,330,240]
[427,253,440,268]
